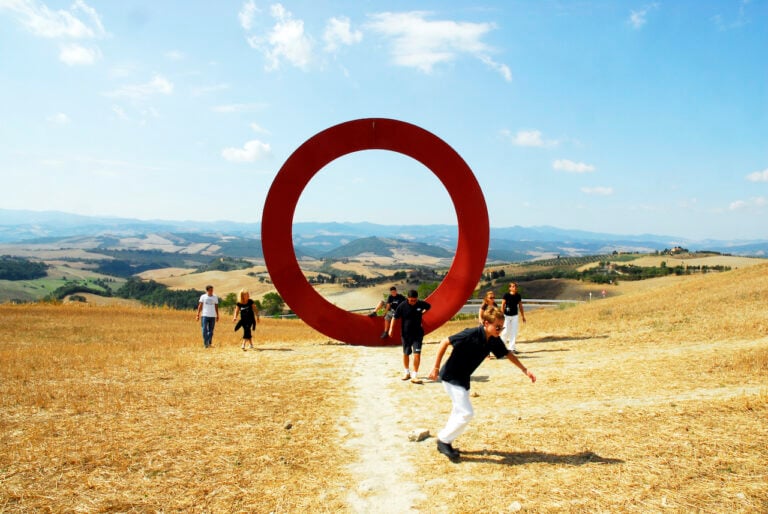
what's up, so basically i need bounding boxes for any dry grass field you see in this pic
[1,263,767,513]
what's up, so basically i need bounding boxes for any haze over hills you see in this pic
[0,209,766,261]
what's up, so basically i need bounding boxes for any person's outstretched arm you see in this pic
[505,352,535,382]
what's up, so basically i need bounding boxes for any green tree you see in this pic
[220,292,237,311]
[261,292,285,316]
[417,281,439,299]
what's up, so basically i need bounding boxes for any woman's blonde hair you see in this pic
[482,289,497,306]
[238,289,249,304]
[480,306,504,324]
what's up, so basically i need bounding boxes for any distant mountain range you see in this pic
[1,209,766,261]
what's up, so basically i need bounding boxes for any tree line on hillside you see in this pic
[113,279,286,315]
[45,278,116,301]
[483,261,732,291]
[115,278,203,310]
[0,256,47,280]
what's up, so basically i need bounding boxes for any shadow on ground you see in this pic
[459,450,624,466]
[524,334,609,344]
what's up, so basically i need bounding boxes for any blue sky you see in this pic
[1,0,766,241]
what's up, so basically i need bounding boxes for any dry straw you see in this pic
[1,262,767,512]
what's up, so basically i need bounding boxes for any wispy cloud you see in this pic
[324,16,362,52]
[164,50,185,60]
[250,123,270,135]
[222,139,271,162]
[581,186,613,196]
[0,0,106,38]
[238,0,259,31]
[244,3,314,71]
[191,83,230,97]
[104,75,174,100]
[503,129,558,148]
[628,3,659,29]
[1,0,106,65]
[366,11,511,81]
[59,43,101,65]
[746,168,768,182]
[111,105,129,121]
[713,0,752,31]
[729,196,766,210]
[553,159,595,173]
[46,112,70,124]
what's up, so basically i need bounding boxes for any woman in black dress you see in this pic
[233,289,259,350]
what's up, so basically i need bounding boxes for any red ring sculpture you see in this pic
[261,118,489,346]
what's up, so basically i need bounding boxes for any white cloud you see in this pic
[112,105,129,120]
[245,3,314,71]
[729,197,766,210]
[506,129,558,148]
[366,11,510,80]
[46,112,70,124]
[238,0,258,31]
[191,83,230,97]
[222,139,271,162]
[323,16,362,52]
[164,50,184,60]
[554,159,595,173]
[581,186,613,196]
[712,0,752,31]
[59,43,100,65]
[1,0,104,38]
[479,55,512,82]
[250,123,270,134]
[105,75,174,100]
[746,168,768,182]
[629,3,659,29]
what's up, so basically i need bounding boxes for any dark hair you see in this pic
[390,286,397,291]
[408,289,418,298]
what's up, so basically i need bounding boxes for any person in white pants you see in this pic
[428,307,536,461]
[501,282,526,353]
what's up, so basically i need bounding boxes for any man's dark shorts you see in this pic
[402,338,423,355]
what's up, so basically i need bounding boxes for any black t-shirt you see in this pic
[386,293,406,312]
[393,299,431,340]
[503,292,522,316]
[237,299,255,324]
[439,326,509,390]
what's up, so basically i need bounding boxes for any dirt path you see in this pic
[342,345,425,513]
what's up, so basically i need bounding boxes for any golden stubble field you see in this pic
[1,263,767,513]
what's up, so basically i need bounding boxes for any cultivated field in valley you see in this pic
[1,263,767,512]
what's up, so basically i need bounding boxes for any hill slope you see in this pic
[1,264,766,511]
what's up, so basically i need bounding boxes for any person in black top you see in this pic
[233,289,259,350]
[477,289,498,325]
[501,282,526,354]
[428,307,536,461]
[392,289,431,383]
[369,286,406,339]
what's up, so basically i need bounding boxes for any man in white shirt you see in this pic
[195,285,219,348]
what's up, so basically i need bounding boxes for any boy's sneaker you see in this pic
[401,371,411,381]
[410,376,423,384]
[381,331,389,339]
[437,440,460,461]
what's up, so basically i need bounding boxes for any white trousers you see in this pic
[501,314,519,350]
[437,381,474,444]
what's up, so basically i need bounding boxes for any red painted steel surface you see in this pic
[261,118,489,346]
